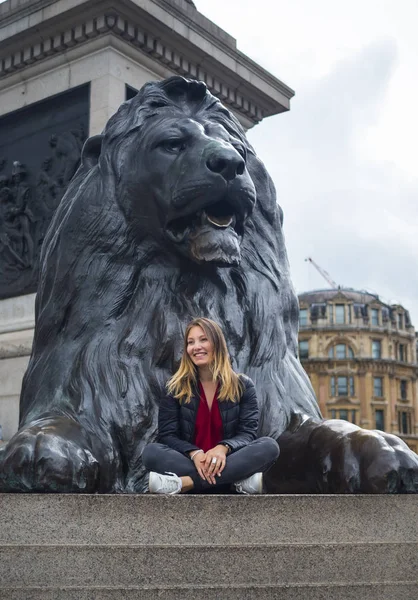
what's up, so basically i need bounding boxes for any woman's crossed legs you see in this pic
[143,437,280,493]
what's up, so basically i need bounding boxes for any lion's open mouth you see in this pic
[166,200,240,243]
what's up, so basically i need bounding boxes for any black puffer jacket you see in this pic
[157,375,258,455]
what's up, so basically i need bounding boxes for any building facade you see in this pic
[298,288,418,453]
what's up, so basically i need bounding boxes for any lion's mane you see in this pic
[20,77,319,492]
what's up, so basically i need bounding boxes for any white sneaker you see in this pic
[148,472,182,495]
[234,472,263,494]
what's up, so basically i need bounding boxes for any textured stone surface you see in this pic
[0,330,34,359]
[0,295,35,335]
[0,0,293,121]
[1,584,417,600]
[0,356,29,440]
[1,495,416,599]
[1,494,417,545]
[0,395,19,441]
[1,543,416,587]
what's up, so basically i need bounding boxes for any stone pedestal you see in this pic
[0,295,34,440]
[1,494,417,599]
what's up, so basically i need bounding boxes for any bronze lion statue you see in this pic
[0,77,417,493]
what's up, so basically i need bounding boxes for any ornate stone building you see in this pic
[298,288,418,453]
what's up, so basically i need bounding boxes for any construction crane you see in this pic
[305,257,338,289]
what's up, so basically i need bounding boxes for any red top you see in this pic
[193,382,224,452]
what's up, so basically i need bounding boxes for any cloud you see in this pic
[248,39,418,322]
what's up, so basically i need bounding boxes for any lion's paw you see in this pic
[359,429,418,493]
[267,416,418,494]
[0,417,100,493]
[313,420,418,494]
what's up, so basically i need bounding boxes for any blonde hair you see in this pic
[167,317,243,403]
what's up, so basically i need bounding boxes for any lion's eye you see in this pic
[233,144,247,161]
[160,139,186,153]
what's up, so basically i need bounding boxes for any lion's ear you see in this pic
[81,135,103,170]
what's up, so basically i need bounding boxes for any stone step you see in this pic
[1,494,417,545]
[1,543,416,587]
[1,583,417,600]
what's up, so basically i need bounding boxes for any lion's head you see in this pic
[81,78,260,266]
[19,77,319,492]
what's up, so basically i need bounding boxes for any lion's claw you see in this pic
[267,416,418,494]
[0,417,100,493]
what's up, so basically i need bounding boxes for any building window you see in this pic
[400,380,408,400]
[399,344,407,362]
[330,376,355,397]
[338,377,348,395]
[375,409,385,431]
[336,344,345,359]
[371,308,379,326]
[373,377,383,397]
[328,344,354,359]
[372,340,381,359]
[398,313,403,330]
[330,408,357,423]
[398,410,412,434]
[299,308,308,326]
[299,340,309,359]
[335,304,345,324]
[310,303,327,322]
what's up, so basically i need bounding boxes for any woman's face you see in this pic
[186,325,215,369]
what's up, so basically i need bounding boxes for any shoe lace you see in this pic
[163,472,182,494]
[235,482,248,495]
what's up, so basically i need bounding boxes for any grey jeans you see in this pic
[142,437,280,492]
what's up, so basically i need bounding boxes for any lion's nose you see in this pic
[206,149,245,181]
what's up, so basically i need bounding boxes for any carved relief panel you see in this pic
[0,85,89,299]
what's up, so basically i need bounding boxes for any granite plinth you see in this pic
[0,494,416,599]
[1,583,417,600]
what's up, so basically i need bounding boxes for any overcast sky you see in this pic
[197,0,418,324]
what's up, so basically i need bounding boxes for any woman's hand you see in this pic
[191,451,208,482]
[203,445,228,483]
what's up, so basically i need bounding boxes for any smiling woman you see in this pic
[142,317,280,494]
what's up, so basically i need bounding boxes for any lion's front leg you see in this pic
[0,415,103,493]
[264,415,418,494]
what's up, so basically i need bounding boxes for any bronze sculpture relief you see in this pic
[0,127,86,298]
[0,77,416,493]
